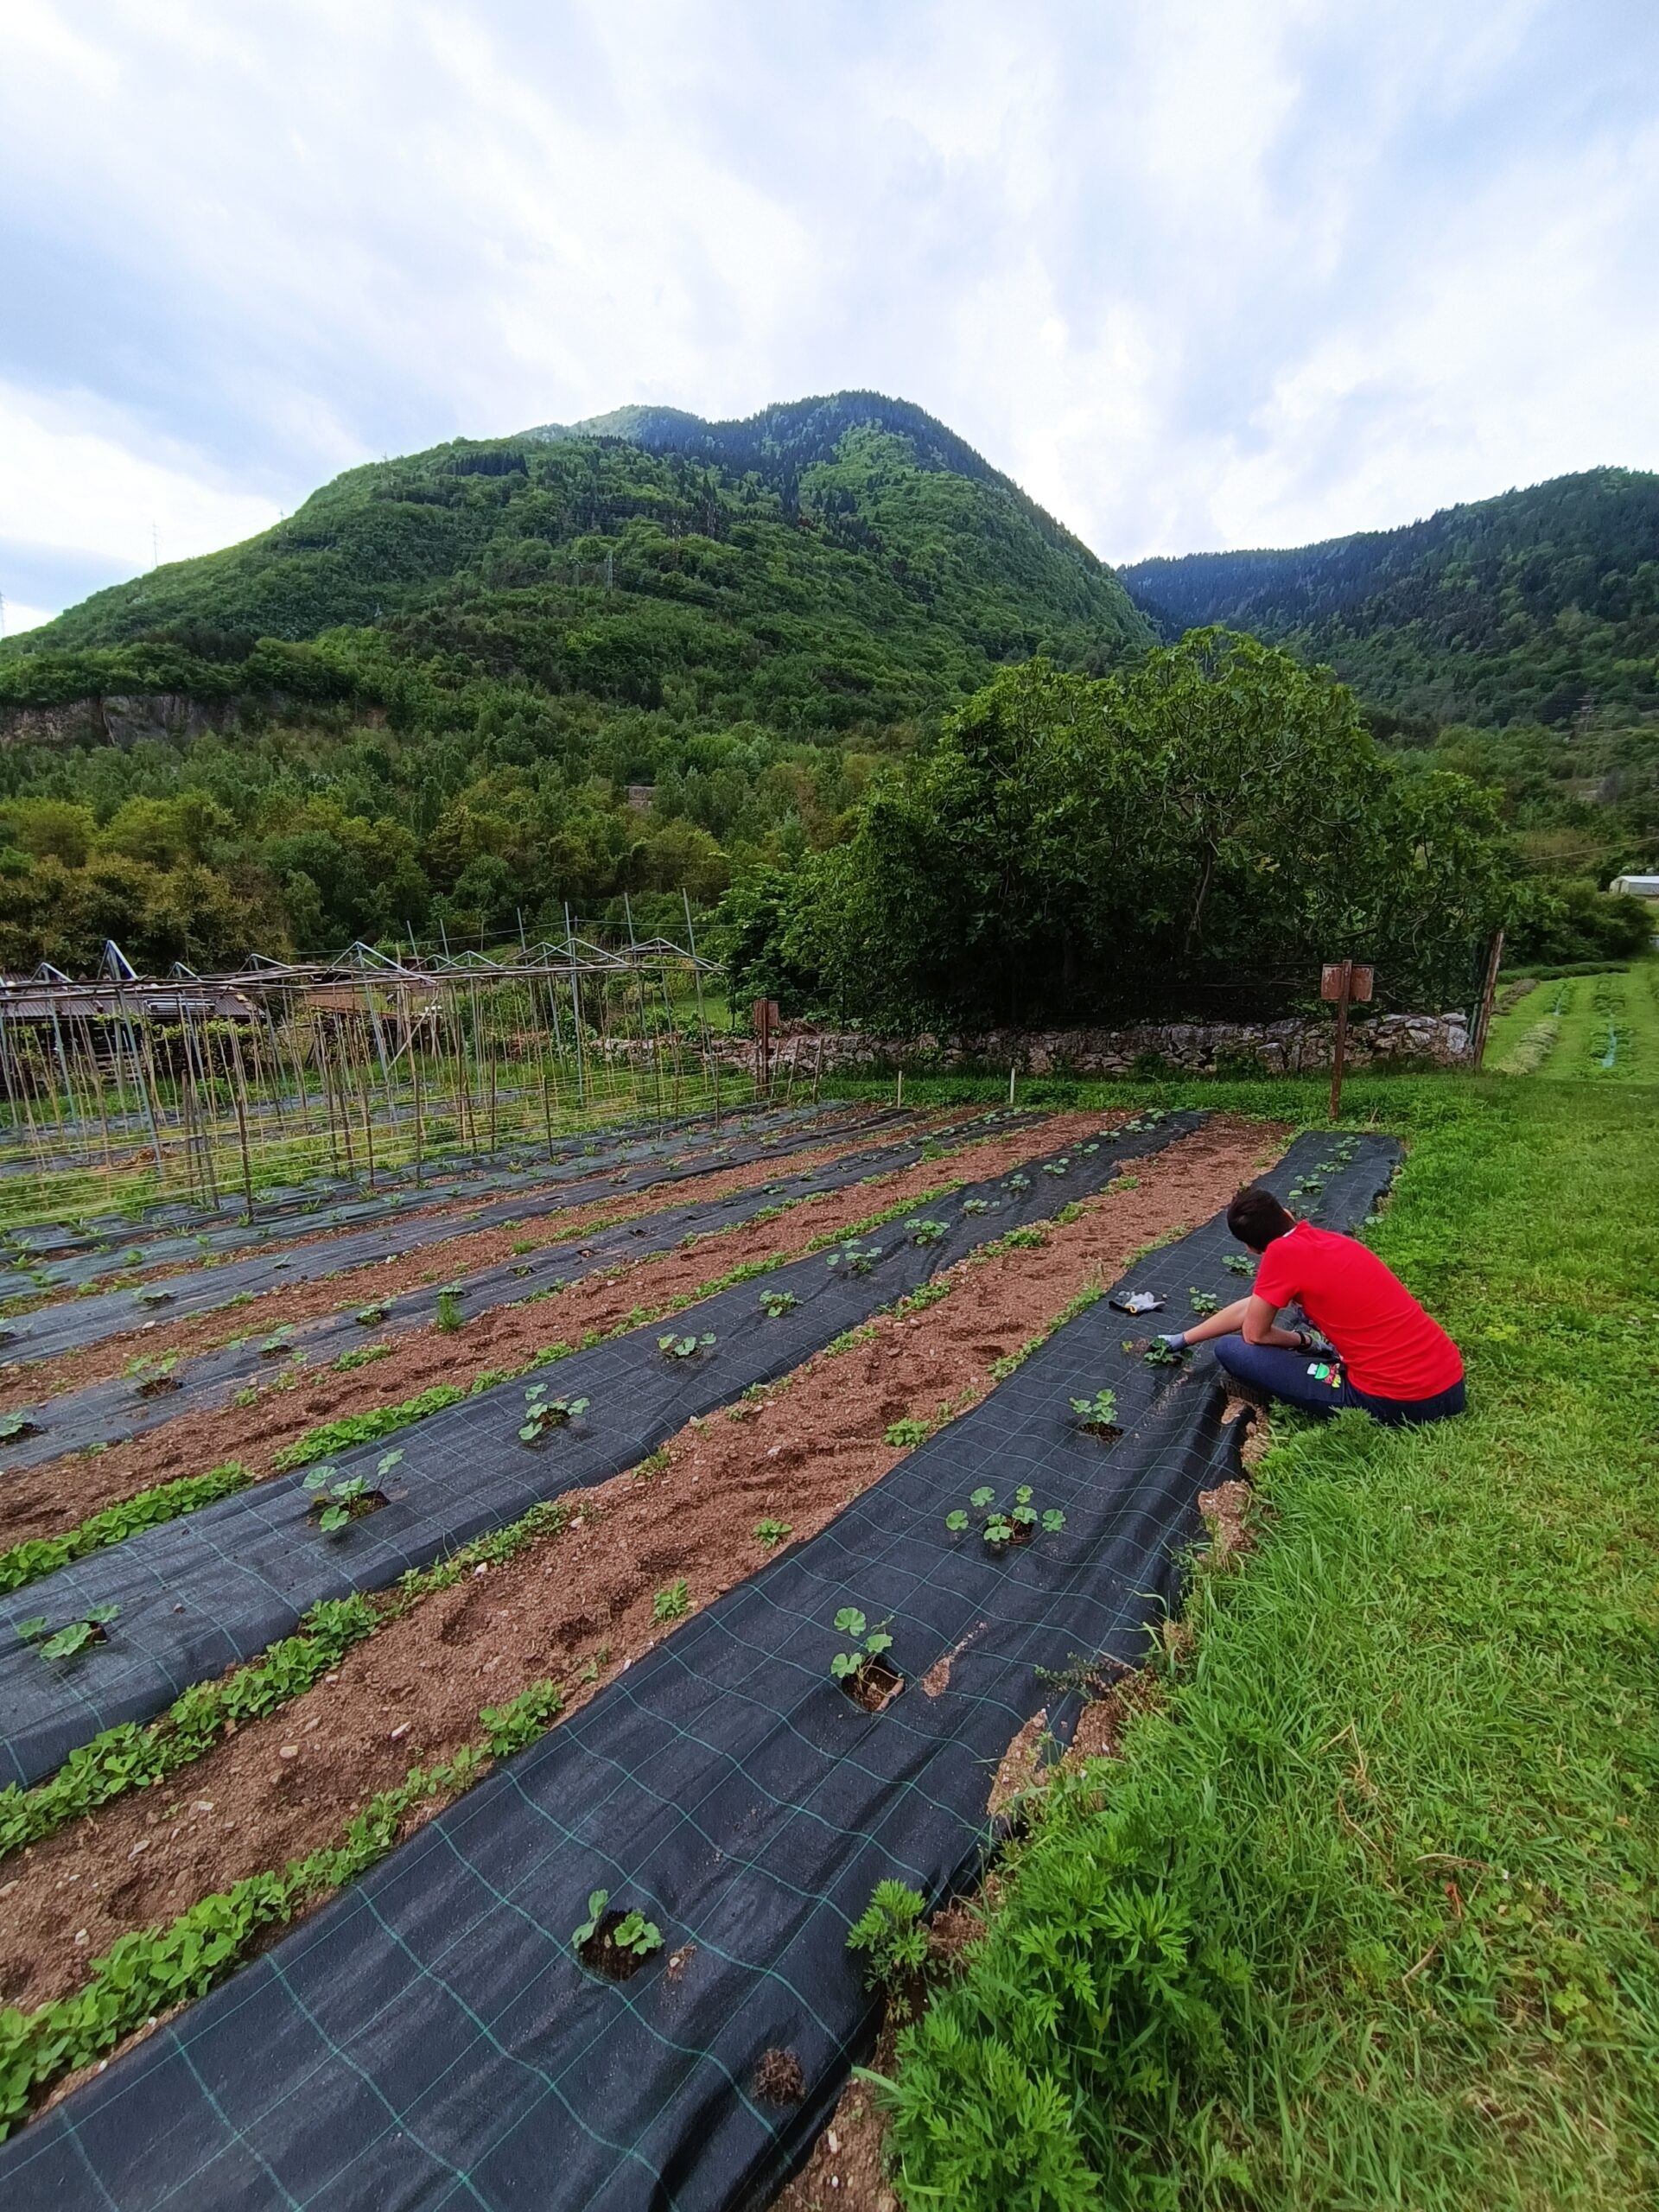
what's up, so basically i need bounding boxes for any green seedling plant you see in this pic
[905,1217,949,1247]
[658,1331,715,1360]
[885,1416,930,1447]
[133,1285,174,1306]
[1142,1338,1188,1367]
[435,1287,466,1332]
[827,1240,883,1277]
[757,1287,799,1319]
[1003,1173,1032,1192]
[0,1411,41,1442]
[831,1607,896,1698]
[303,1449,402,1533]
[129,1352,181,1396]
[518,1384,589,1443]
[259,1327,294,1358]
[652,1580,690,1621]
[353,1300,391,1328]
[754,1518,792,1548]
[572,1889,664,1973]
[961,1197,993,1215]
[18,1603,118,1661]
[1070,1388,1120,1433]
[1222,1253,1253,1274]
[1188,1288,1220,1316]
[946,1484,1065,1548]
[1042,1159,1071,1177]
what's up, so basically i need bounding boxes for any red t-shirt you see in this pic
[1253,1220,1463,1400]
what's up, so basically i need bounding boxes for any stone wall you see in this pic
[669,1011,1471,1078]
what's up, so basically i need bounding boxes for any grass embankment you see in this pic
[825,1071,1659,2209]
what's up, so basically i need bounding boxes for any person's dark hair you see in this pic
[1226,1184,1295,1253]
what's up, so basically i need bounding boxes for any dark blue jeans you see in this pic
[1213,1334,1466,1427]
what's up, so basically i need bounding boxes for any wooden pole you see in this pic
[1471,928,1505,1070]
[1329,958,1353,1123]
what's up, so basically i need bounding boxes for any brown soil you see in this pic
[986,1708,1051,1820]
[0,1113,1276,2025]
[0,1113,1117,1550]
[1197,1477,1260,1569]
[0,1111,940,1411]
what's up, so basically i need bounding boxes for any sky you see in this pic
[4,0,1659,634]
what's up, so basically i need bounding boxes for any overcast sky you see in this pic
[4,0,1658,633]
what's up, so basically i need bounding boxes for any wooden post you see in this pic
[1470,929,1505,1070]
[752,998,778,1100]
[1321,961,1374,1122]
[1329,960,1352,1122]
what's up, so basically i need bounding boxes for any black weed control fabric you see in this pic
[0,1116,1200,1791]
[0,1112,1040,1470]
[0,1135,1402,2212]
[0,1106,845,1296]
[0,1108,908,1364]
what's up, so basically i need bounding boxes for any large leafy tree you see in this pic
[735,632,1512,1027]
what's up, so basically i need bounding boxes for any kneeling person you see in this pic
[1166,1183,1465,1427]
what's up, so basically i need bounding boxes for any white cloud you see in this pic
[0,601,55,639]
[2,0,1658,613]
[0,383,282,577]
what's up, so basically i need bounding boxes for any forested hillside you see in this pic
[0,395,1152,972]
[1122,468,1659,882]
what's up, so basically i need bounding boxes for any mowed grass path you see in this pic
[855,1073,1659,2209]
[1484,958,1659,1080]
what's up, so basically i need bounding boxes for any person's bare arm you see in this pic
[1173,1293,1310,1351]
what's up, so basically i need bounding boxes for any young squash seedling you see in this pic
[658,1331,715,1361]
[0,1410,41,1442]
[518,1384,589,1444]
[1070,1387,1121,1439]
[1041,1159,1071,1177]
[826,1241,883,1278]
[132,1284,174,1307]
[1222,1253,1254,1275]
[1003,1172,1032,1192]
[960,1197,993,1215]
[904,1217,949,1247]
[572,1889,664,1980]
[259,1326,295,1360]
[303,1448,402,1533]
[353,1300,391,1328]
[830,1606,901,1711]
[1188,1287,1220,1316]
[17,1603,118,1661]
[129,1351,181,1398]
[1142,1336,1189,1367]
[945,1484,1065,1548]
[757,1287,799,1319]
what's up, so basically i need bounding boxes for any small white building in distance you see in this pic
[1611,874,1659,900]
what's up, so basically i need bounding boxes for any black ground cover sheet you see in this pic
[0,1109,909,1365]
[0,1106,842,1296]
[0,1112,1039,1471]
[0,1133,1402,2212]
[0,1116,1199,1792]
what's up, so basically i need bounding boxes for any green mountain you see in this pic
[0,394,1153,974]
[1121,467,1659,732]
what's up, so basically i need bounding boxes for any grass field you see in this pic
[822,1067,1659,2209]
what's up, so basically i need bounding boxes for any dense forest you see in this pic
[0,397,1650,1002]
